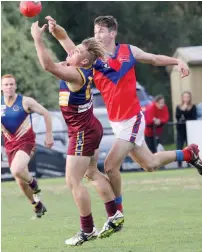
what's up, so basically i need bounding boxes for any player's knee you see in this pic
[104,159,115,174]
[141,161,158,172]
[65,176,80,191]
[84,171,93,181]
[143,165,154,172]
[84,166,97,181]
[65,176,73,190]
[104,165,113,175]
[11,168,22,179]
[104,156,122,174]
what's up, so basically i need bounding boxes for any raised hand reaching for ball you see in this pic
[31,21,47,40]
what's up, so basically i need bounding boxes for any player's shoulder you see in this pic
[78,66,93,73]
[22,96,37,106]
[118,43,134,55]
[67,65,78,72]
[118,43,130,50]
[22,96,39,113]
[23,95,31,102]
[57,63,81,79]
[77,66,93,82]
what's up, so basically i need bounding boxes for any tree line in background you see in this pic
[2,1,202,112]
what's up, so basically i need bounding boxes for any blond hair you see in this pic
[181,91,192,106]
[81,37,105,64]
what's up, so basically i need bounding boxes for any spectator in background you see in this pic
[176,91,197,167]
[145,95,169,153]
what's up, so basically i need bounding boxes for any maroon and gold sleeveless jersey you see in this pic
[59,67,96,135]
[59,67,103,156]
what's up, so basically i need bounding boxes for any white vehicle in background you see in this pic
[92,82,153,113]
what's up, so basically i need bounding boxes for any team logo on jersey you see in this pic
[103,63,110,69]
[118,55,130,62]
[1,105,6,117]
[13,105,20,111]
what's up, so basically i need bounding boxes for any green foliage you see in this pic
[1,2,59,108]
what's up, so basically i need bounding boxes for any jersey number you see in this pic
[86,77,92,100]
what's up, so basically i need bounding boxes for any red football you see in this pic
[19,1,42,18]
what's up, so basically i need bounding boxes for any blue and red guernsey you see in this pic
[93,44,141,122]
[59,67,95,135]
[1,94,35,152]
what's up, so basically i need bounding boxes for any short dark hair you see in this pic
[94,16,118,31]
[154,94,164,102]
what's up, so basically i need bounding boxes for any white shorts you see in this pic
[109,111,145,146]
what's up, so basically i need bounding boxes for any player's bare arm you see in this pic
[45,16,76,54]
[23,96,53,149]
[31,21,83,87]
[130,45,189,78]
[31,21,82,85]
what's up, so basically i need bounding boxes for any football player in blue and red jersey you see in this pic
[1,74,53,218]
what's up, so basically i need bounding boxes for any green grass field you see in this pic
[2,169,202,252]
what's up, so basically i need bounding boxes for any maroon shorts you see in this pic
[67,118,103,156]
[6,142,36,167]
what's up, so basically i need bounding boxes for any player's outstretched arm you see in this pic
[45,16,76,54]
[31,21,82,83]
[23,97,53,149]
[130,45,189,78]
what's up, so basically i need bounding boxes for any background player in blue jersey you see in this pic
[1,74,53,218]
[31,21,124,245]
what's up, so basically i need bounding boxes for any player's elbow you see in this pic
[42,63,51,72]
[43,110,51,119]
[44,65,60,79]
[40,108,50,119]
[151,55,159,66]
[43,65,49,71]
[40,60,54,72]
[39,61,49,71]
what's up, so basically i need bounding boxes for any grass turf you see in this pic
[2,169,202,252]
